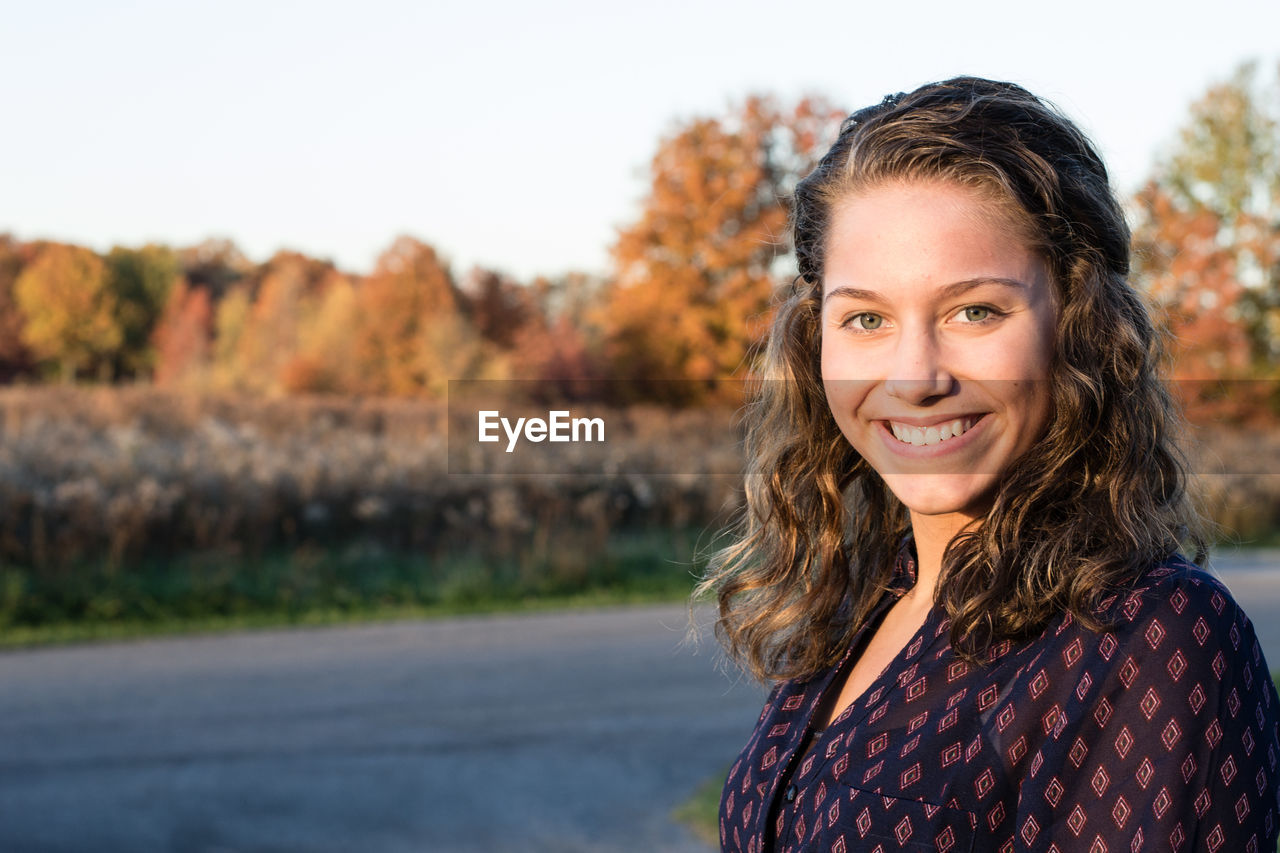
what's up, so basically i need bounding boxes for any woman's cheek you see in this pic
[823,379,872,442]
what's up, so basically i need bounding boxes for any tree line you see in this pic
[1,64,1277,414]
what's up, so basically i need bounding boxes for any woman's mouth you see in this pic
[887,416,980,447]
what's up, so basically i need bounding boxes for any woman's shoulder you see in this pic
[1073,552,1268,676]
[1095,552,1246,628]
[1020,552,1276,742]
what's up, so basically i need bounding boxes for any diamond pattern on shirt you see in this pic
[719,554,1280,852]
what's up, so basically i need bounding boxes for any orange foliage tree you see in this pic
[1133,184,1253,377]
[508,273,607,397]
[454,267,605,397]
[151,280,213,386]
[349,236,486,396]
[281,274,359,394]
[217,251,342,394]
[458,266,534,350]
[0,235,34,381]
[602,95,844,403]
[14,243,122,382]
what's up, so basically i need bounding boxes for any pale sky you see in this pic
[4,0,1278,281]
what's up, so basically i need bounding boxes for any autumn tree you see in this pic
[1132,60,1280,419]
[0,235,34,381]
[458,266,534,350]
[210,283,252,390]
[532,271,603,332]
[509,315,599,400]
[14,243,122,382]
[215,250,339,394]
[473,272,606,401]
[602,95,844,403]
[1133,184,1253,377]
[151,279,213,386]
[281,274,359,394]
[350,235,476,396]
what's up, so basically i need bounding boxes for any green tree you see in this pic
[1162,61,1278,227]
[14,243,122,382]
[105,244,179,377]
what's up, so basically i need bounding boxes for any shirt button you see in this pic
[784,783,798,803]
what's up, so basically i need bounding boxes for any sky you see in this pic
[4,0,1279,282]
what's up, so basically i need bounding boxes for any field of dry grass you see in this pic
[0,386,743,567]
[0,386,1276,635]
[1183,422,1280,542]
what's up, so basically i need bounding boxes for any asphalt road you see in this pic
[0,604,765,853]
[1,550,1278,853]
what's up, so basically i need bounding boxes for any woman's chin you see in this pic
[883,472,996,521]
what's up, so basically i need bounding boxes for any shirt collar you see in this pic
[888,535,919,594]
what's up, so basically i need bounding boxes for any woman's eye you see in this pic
[847,313,883,330]
[958,306,992,323]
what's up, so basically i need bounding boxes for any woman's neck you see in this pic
[905,510,982,604]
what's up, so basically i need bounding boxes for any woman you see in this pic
[700,77,1280,852]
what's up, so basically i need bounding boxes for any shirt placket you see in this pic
[768,593,949,851]
[763,664,845,850]
[765,590,903,850]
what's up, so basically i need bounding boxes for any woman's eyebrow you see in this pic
[823,277,1028,304]
[823,285,884,304]
[937,277,1028,299]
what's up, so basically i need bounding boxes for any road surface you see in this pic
[1,550,1278,852]
[0,604,763,852]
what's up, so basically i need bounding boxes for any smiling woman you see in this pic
[697,78,1280,852]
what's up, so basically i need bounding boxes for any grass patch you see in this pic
[1222,528,1280,549]
[0,526,708,648]
[673,766,728,847]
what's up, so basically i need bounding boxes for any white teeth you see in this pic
[889,418,972,447]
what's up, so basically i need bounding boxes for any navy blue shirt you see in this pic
[720,551,1280,852]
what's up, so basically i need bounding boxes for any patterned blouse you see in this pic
[720,549,1280,852]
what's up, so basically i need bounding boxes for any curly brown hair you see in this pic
[697,77,1206,683]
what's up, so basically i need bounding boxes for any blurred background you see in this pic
[2,1,1280,850]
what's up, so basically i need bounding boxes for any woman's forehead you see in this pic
[822,182,1050,296]
[832,177,1037,244]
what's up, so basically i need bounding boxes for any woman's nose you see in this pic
[884,332,954,403]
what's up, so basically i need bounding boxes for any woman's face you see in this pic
[820,180,1058,530]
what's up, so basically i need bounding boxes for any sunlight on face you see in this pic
[820,180,1058,533]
